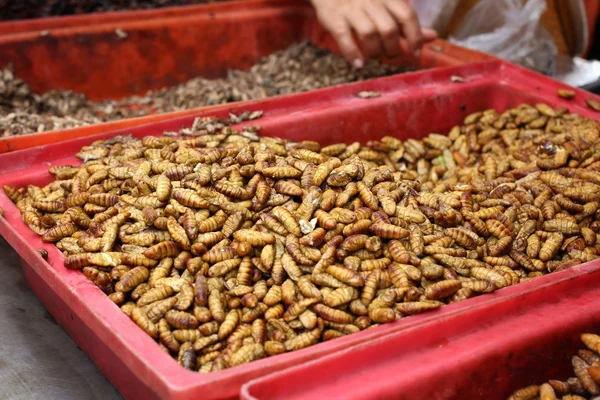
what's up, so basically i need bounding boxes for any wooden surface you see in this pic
[0,237,122,400]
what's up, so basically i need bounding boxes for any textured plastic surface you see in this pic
[0,0,491,153]
[1,60,598,400]
[241,261,600,400]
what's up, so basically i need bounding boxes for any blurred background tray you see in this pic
[0,0,491,153]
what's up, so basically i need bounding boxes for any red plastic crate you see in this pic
[0,0,283,36]
[240,261,600,400]
[0,0,491,153]
[0,0,482,100]
[0,60,598,400]
[0,39,482,154]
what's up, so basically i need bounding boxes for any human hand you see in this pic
[310,0,437,68]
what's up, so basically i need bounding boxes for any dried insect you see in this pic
[327,265,364,287]
[507,385,539,400]
[370,223,409,239]
[218,309,241,340]
[115,266,149,293]
[557,89,576,100]
[146,297,178,323]
[145,241,180,259]
[313,304,353,324]
[543,220,581,235]
[357,91,381,99]
[369,308,396,323]
[283,298,319,322]
[325,286,356,308]
[272,206,302,237]
[233,230,275,246]
[131,307,158,339]
[208,289,225,322]
[586,98,600,112]
[165,309,199,329]
[42,222,78,242]
[284,328,321,351]
[137,285,174,307]
[539,233,563,261]
[396,301,443,315]
[229,343,266,367]
[424,280,462,300]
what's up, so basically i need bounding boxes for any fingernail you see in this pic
[414,49,421,59]
[353,58,364,69]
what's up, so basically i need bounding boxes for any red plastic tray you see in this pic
[0,39,480,154]
[0,0,282,36]
[0,0,491,153]
[1,60,597,400]
[0,3,312,100]
[240,261,600,400]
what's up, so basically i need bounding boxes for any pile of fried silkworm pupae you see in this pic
[508,333,600,400]
[4,102,600,373]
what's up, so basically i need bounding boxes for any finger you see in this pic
[385,0,424,56]
[365,4,402,57]
[422,27,438,42]
[317,13,364,68]
[345,9,383,59]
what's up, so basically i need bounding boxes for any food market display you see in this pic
[4,102,600,373]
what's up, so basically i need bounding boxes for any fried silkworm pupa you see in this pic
[507,385,539,400]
